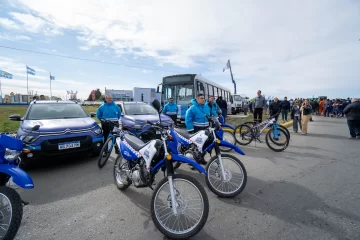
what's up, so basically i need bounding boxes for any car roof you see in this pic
[115,101,148,105]
[30,100,77,104]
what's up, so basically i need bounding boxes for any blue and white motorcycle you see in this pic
[0,126,36,239]
[173,115,248,198]
[113,100,209,239]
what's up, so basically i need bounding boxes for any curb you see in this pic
[223,121,293,133]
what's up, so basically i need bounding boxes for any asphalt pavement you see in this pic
[15,116,360,240]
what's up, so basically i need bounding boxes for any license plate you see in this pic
[58,141,80,150]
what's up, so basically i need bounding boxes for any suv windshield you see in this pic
[124,103,158,115]
[27,103,89,120]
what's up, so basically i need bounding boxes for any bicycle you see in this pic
[97,120,122,168]
[234,113,290,152]
[240,117,291,141]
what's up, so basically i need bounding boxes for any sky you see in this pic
[0,0,359,100]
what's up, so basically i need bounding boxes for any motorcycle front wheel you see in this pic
[0,186,23,240]
[205,154,247,198]
[151,174,209,239]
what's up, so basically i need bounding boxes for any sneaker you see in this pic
[357,136,360,139]
[348,136,356,139]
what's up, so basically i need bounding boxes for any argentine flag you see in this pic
[26,65,36,75]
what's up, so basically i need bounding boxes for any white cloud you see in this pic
[0,33,31,41]
[0,18,21,30]
[2,0,359,97]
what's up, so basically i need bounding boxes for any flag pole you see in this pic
[228,60,237,94]
[50,72,52,99]
[26,65,29,103]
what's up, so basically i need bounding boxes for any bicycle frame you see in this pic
[250,119,275,136]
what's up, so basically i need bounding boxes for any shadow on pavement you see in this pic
[217,176,360,240]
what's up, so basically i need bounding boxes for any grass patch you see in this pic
[225,113,272,127]
[0,105,100,133]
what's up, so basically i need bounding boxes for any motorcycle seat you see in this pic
[124,134,149,151]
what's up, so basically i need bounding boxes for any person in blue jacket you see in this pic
[206,95,219,117]
[97,94,121,154]
[162,97,178,125]
[185,94,211,133]
[185,93,211,165]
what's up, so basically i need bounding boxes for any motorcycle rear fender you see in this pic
[219,140,245,155]
[0,165,34,189]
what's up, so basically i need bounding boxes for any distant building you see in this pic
[105,89,133,101]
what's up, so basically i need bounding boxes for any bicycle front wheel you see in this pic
[151,174,209,239]
[97,136,113,168]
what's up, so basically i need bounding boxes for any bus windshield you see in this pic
[162,75,194,104]
[162,85,194,104]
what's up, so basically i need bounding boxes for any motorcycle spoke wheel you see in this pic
[151,174,209,239]
[0,187,23,240]
[219,130,236,152]
[205,154,247,198]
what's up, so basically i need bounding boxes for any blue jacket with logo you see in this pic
[185,99,211,131]
[206,101,220,117]
[162,102,178,115]
[96,102,121,121]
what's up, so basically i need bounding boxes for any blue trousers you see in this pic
[221,108,227,122]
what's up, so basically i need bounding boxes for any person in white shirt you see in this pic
[290,100,302,133]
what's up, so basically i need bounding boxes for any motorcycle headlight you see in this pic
[93,128,102,135]
[19,135,37,143]
[4,149,21,161]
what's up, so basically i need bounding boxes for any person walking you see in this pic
[300,99,312,135]
[280,96,290,122]
[290,100,302,133]
[253,90,267,123]
[343,98,360,139]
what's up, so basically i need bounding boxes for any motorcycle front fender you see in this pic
[171,154,207,174]
[219,140,245,155]
[0,165,34,189]
[222,123,235,131]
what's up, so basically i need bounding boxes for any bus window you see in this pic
[208,85,214,97]
[204,83,208,99]
[196,80,205,95]
[214,87,218,98]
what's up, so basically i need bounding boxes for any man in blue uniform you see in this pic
[185,94,211,133]
[206,95,219,117]
[97,94,121,154]
[162,97,178,125]
[185,94,211,165]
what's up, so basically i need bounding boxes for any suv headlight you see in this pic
[4,149,21,161]
[19,135,37,143]
[93,128,102,135]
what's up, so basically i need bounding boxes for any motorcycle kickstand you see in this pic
[22,200,29,206]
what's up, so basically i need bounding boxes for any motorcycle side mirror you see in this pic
[152,99,161,113]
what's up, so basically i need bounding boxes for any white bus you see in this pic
[157,74,232,124]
